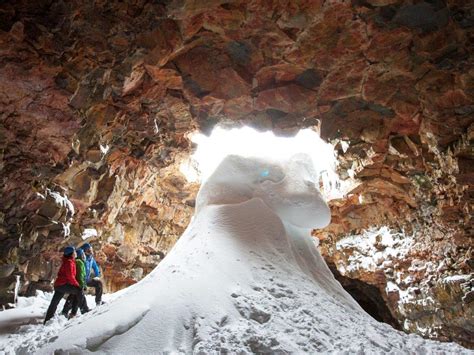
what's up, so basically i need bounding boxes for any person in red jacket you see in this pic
[44,246,84,324]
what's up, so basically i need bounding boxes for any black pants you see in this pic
[44,284,82,324]
[87,278,103,304]
[62,290,89,315]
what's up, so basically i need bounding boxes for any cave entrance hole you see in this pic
[328,263,401,330]
[180,125,355,200]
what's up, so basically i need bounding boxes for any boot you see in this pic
[68,312,77,320]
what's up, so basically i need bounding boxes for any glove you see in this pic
[93,277,100,281]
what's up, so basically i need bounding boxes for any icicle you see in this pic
[13,275,20,305]
[340,140,350,153]
[100,144,110,156]
[62,222,71,237]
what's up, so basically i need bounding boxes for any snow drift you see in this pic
[31,154,468,353]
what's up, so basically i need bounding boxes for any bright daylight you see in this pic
[1,0,472,354]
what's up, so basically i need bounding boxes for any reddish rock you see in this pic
[145,66,183,90]
[255,84,318,114]
[366,29,413,71]
[318,59,367,103]
[123,67,146,96]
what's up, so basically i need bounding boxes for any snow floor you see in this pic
[0,154,471,354]
[0,292,119,354]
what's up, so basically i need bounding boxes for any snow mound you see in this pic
[7,154,469,353]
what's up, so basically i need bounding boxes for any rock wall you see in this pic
[0,0,472,348]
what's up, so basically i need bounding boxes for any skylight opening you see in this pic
[180,126,354,200]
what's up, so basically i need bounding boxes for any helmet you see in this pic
[64,246,75,256]
[81,243,92,251]
[76,248,85,258]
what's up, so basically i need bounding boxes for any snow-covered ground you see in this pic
[0,292,118,354]
[0,153,471,354]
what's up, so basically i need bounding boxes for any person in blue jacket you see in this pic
[80,243,104,306]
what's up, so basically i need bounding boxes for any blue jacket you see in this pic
[84,254,101,281]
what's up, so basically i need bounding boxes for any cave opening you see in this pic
[179,125,356,200]
[328,263,401,330]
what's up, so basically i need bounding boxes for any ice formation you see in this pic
[81,228,98,240]
[6,154,468,353]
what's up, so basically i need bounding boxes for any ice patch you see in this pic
[340,140,350,153]
[46,189,75,216]
[442,274,472,283]
[100,144,110,156]
[82,228,98,240]
[62,222,71,237]
[336,226,414,273]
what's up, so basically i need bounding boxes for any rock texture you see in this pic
[0,0,472,349]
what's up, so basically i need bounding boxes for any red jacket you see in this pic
[54,256,80,288]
